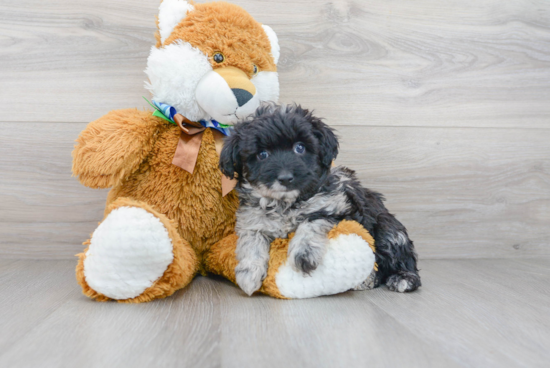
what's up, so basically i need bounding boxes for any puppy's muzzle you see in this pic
[277,172,294,186]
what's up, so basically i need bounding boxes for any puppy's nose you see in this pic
[231,88,253,107]
[277,172,294,186]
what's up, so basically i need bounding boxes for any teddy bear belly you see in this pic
[103,127,238,257]
[107,180,237,257]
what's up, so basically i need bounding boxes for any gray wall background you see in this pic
[1,0,549,259]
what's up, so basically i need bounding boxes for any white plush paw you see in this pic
[276,234,375,299]
[83,206,174,300]
[235,260,267,296]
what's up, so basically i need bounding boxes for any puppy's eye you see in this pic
[213,52,225,63]
[257,151,269,160]
[293,143,306,154]
[253,65,258,74]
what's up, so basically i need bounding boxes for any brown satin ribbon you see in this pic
[171,113,237,197]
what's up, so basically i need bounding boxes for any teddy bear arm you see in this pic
[72,108,162,188]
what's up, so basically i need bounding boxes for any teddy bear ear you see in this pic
[262,25,280,65]
[158,0,194,44]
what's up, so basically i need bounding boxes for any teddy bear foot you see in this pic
[76,198,199,303]
[274,231,375,298]
[206,220,377,299]
[82,206,174,300]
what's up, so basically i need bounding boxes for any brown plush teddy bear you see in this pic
[72,0,376,303]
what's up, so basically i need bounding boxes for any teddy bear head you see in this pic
[145,0,280,126]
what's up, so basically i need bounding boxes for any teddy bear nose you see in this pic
[231,88,253,107]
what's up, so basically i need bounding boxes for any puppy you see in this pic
[220,103,421,296]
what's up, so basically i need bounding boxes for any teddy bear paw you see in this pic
[275,233,375,299]
[83,206,174,300]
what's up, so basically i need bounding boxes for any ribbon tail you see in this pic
[221,175,237,197]
[172,131,204,174]
[170,124,235,196]
[213,130,237,197]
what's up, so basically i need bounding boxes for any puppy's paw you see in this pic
[288,244,324,275]
[353,269,376,291]
[235,261,267,296]
[386,272,421,293]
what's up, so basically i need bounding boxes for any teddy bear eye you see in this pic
[213,52,225,63]
[257,151,269,160]
[293,143,306,154]
[253,65,258,74]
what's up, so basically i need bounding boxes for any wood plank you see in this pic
[1,0,549,128]
[214,277,459,368]
[1,260,549,367]
[517,257,550,271]
[0,262,458,368]
[430,259,550,311]
[0,222,101,259]
[0,122,107,258]
[0,259,19,270]
[0,273,222,368]
[363,259,550,368]
[1,122,549,259]
[339,125,550,259]
[0,260,80,354]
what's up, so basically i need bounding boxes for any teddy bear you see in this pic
[72,0,376,303]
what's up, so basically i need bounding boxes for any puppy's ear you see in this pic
[219,133,242,179]
[309,115,339,168]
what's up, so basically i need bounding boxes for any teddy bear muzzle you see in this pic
[195,66,260,125]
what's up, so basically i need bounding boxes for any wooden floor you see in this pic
[0,258,549,368]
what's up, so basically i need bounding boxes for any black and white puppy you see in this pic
[220,103,421,296]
